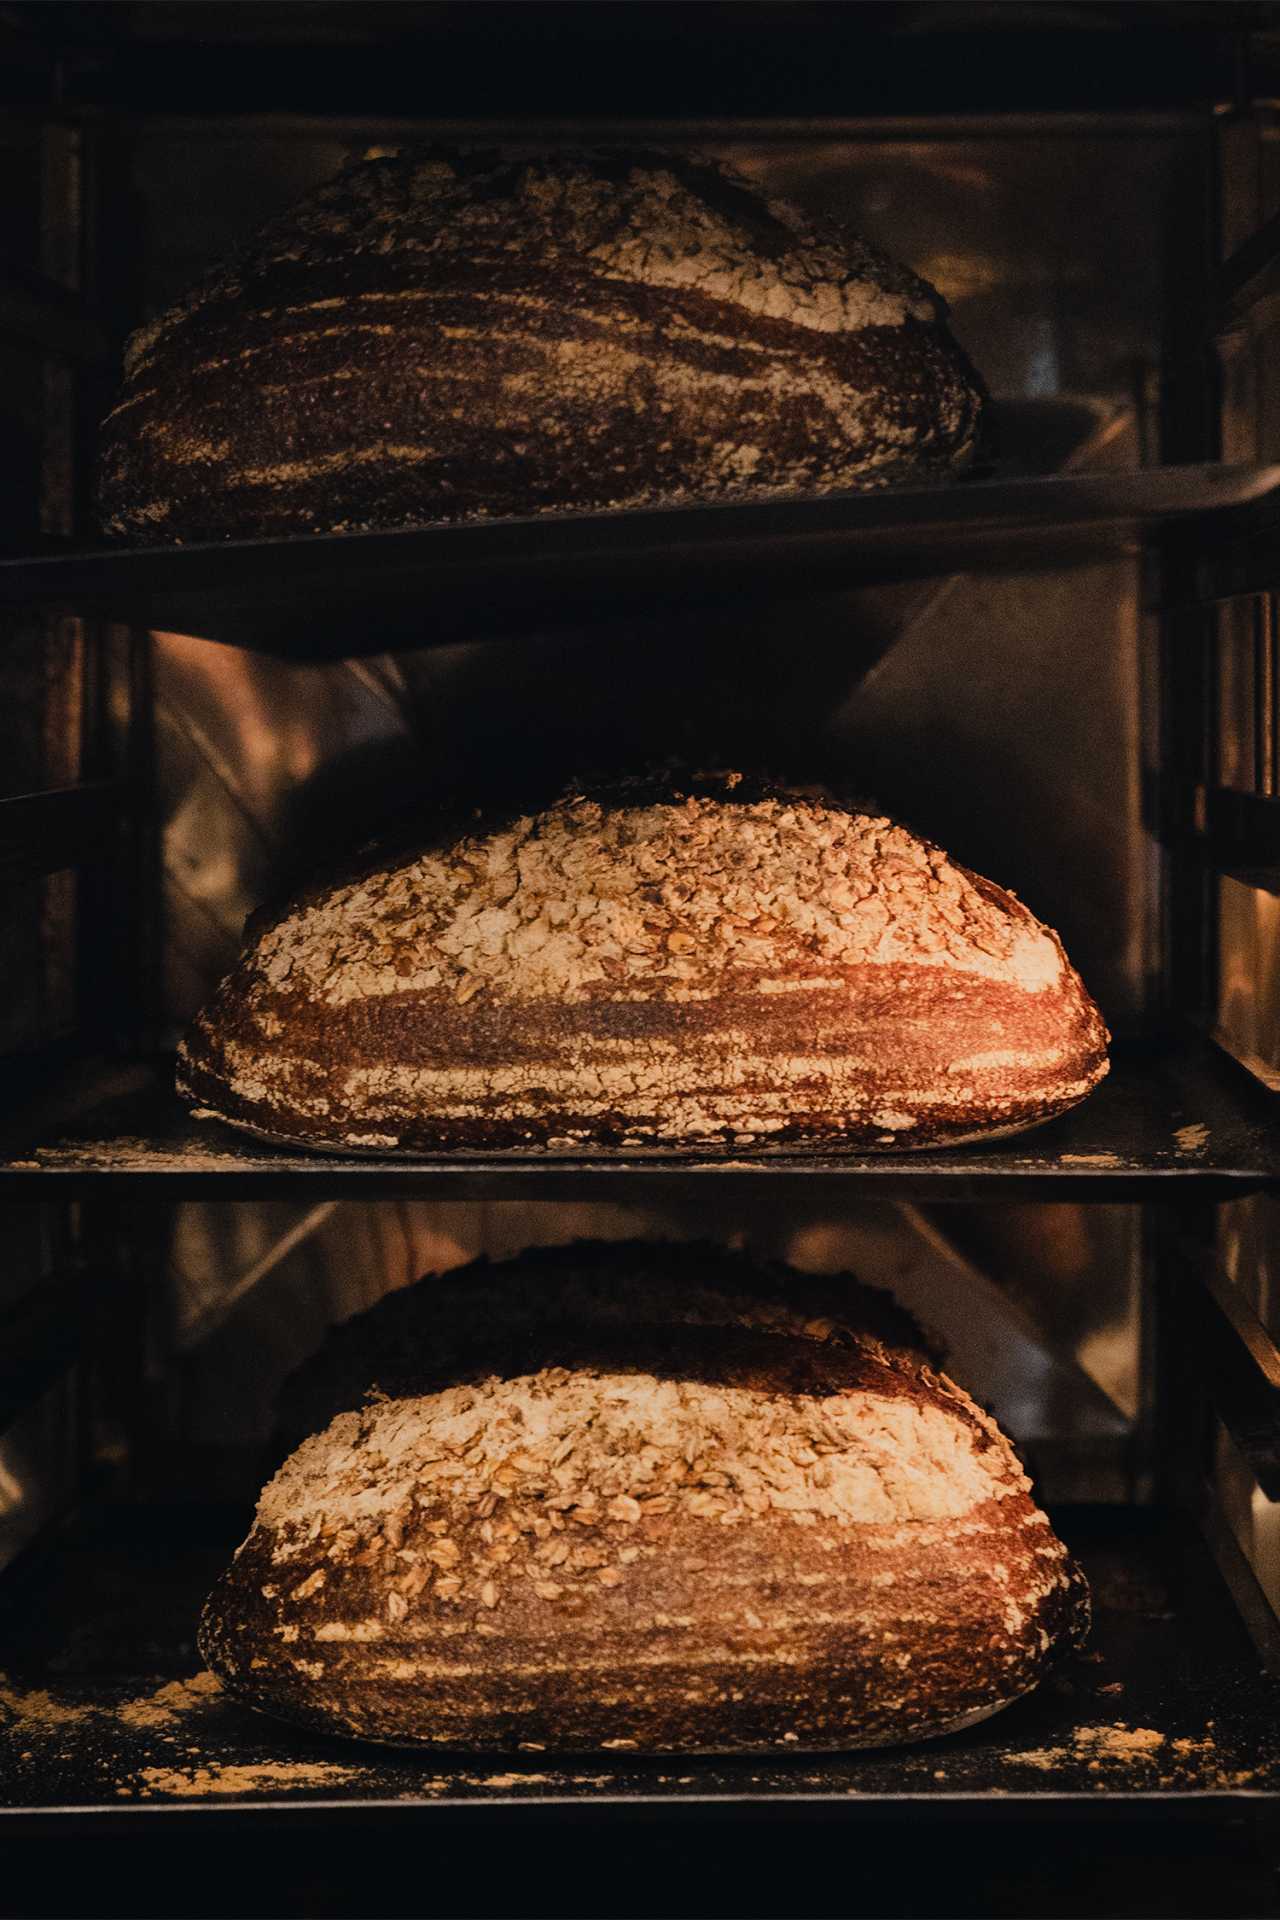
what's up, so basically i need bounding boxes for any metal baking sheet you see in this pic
[0,1505,1276,1823]
[1,466,1277,660]
[2,1041,1277,1200]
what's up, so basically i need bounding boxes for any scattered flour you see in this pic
[132,1760,361,1797]
[117,1671,224,1730]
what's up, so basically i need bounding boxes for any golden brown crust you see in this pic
[177,772,1109,1154]
[200,1304,1088,1754]
[97,147,985,543]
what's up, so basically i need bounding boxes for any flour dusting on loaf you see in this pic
[98,147,985,542]
[199,1255,1088,1753]
[177,770,1109,1154]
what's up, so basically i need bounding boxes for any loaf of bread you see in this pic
[97,147,984,543]
[200,1247,1087,1752]
[176,770,1109,1154]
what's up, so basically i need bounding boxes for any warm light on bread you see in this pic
[199,1244,1088,1753]
[177,771,1109,1154]
[98,147,984,543]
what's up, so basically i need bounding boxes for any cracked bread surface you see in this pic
[176,769,1110,1154]
[97,146,985,542]
[200,1276,1088,1754]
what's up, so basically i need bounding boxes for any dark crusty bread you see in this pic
[275,1238,943,1458]
[200,1250,1087,1753]
[98,147,984,543]
[176,769,1109,1155]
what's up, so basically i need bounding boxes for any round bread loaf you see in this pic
[276,1238,943,1457]
[200,1285,1088,1753]
[97,147,984,543]
[176,771,1109,1154]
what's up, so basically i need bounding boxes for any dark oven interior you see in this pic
[2,6,1280,1916]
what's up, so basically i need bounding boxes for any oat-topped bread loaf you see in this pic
[97,147,984,543]
[200,1259,1088,1753]
[176,770,1109,1154]
[276,1238,943,1457]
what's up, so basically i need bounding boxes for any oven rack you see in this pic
[1,464,1277,660]
[0,1505,1275,1837]
[2,1041,1276,1202]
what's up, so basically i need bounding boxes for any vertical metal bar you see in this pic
[78,122,155,1057]
[1160,124,1219,1031]
[1151,1203,1219,1513]
[1255,595,1275,796]
[1161,603,1218,1027]
[1201,103,1280,1669]
[38,121,80,539]
[1166,124,1222,464]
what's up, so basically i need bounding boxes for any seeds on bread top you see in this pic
[236,768,1070,1013]
[122,146,947,385]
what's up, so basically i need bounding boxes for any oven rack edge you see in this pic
[0,463,1277,661]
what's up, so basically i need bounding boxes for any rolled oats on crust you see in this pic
[177,770,1109,1154]
[199,1252,1089,1755]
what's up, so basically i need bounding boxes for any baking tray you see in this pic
[2,1041,1277,1201]
[0,1504,1275,1822]
[1,465,1277,660]
[6,1507,1278,1914]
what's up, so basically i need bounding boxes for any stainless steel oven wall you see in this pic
[1185,105,1280,1649]
[126,118,1198,1035]
[156,1192,1133,1506]
[1211,111,1280,1093]
[118,118,1198,1503]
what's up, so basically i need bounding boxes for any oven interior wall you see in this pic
[83,119,1190,1521]
[1,22,1272,1642]
[4,16,1280,1910]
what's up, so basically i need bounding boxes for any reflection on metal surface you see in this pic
[164,1193,1138,1506]
[167,1198,678,1460]
[176,1201,339,1348]
[0,1376,76,1575]
[1219,1193,1280,1343]
[1218,595,1262,794]
[1215,593,1280,800]
[1215,1417,1280,1629]
[832,545,1151,1030]
[1216,874,1280,1090]
[783,1205,1130,1502]
[155,630,418,1028]
[921,1202,1143,1427]
[720,133,1181,435]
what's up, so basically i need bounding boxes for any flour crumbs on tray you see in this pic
[129,1760,364,1798]
[0,1680,97,1732]
[116,1671,224,1730]
[2,1668,226,1745]
[1005,1721,1258,1788]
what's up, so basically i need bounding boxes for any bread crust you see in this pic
[98,147,984,542]
[275,1238,945,1458]
[200,1310,1088,1754]
[177,772,1109,1155]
